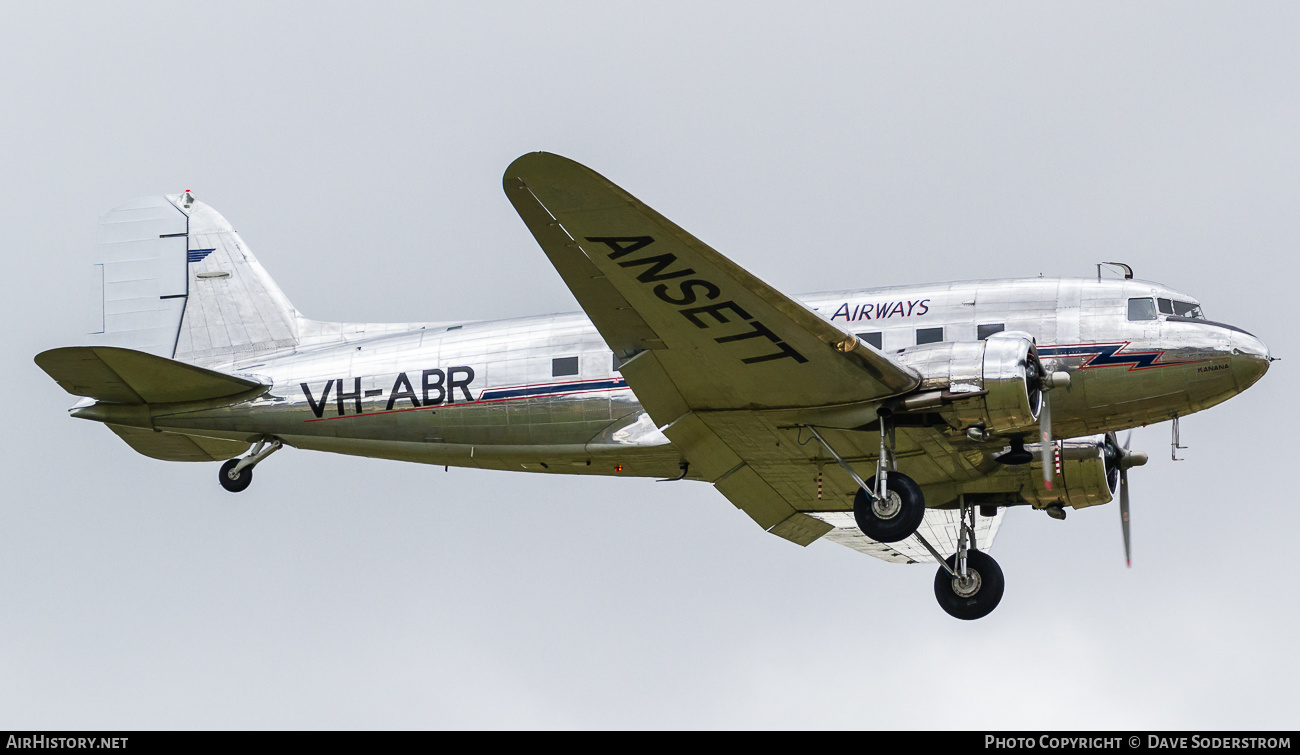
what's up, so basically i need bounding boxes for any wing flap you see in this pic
[714,466,833,546]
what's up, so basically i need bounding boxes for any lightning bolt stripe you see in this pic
[1037,342,1201,371]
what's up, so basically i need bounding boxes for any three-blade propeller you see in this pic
[1104,431,1148,567]
[1028,353,1150,566]
[1032,354,1070,491]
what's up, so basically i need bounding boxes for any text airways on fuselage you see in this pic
[585,236,808,365]
[829,299,932,322]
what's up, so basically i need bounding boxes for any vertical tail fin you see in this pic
[172,194,300,365]
[91,193,301,367]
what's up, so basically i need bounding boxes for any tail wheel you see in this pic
[853,472,925,543]
[934,549,1005,620]
[218,458,253,493]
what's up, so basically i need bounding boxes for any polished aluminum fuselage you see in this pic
[150,276,1269,488]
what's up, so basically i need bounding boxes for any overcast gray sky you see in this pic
[2,2,1297,729]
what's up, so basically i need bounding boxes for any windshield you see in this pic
[1156,297,1207,320]
[1172,300,1204,319]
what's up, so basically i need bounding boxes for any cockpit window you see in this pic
[1127,297,1157,321]
[1157,298,1174,315]
[1172,300,1204,319]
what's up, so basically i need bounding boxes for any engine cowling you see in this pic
[1018,433,1121,510]
[893,331,1044,436]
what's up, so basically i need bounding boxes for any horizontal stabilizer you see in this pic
[107,424,251,462]
[34,346,266,404]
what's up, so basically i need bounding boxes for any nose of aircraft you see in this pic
[1230,330,1271,391]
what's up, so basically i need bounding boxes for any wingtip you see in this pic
[504,151,566,178]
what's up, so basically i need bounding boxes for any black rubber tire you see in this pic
[218,458,253,493]
[853,472,925,543]
[934,549,1005,620]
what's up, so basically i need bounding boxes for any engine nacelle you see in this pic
[1019,434,1120,510]
[893,331,1043,436]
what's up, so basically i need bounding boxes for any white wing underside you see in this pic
[807,508,1007,564]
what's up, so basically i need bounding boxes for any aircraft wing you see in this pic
[506,153,926,546]
[808,508,1008,564]
[504,153,920,411]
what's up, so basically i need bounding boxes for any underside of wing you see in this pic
[807,508,1008,564]
[674,405,1013,551]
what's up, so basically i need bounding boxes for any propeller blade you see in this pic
[1120,467,1131,568]
[1040,389,1053,490]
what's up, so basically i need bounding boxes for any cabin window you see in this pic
[977,323,1005,340]
[916,327,944,345]
[1127,298,1157,321]
[856,331,883,349]
[1157,298,1174,315]
[552,356,579,377]
[1173,300,1205,319]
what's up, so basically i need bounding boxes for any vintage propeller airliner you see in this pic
[35,153,1272,619]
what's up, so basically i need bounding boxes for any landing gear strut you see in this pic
[932,496,1004,620]
[219,437,281,493]
[806,425,1005,619]
[807,419,925,543]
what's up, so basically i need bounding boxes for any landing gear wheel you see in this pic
[853,472,925,543]
[218,458,253,493]
[934,549,1004,620]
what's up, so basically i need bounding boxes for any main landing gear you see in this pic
[932,497,1003,620]
[807,418,925,543]
[218,437,281,493]
[806,420,1005,619]
[855,474,925,543]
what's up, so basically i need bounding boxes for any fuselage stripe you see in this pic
[479,378,626,401]
[1037,342,1204,371]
